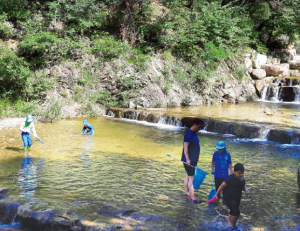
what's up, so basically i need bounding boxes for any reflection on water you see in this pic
[17,156,44,199]
[0,116,299,230]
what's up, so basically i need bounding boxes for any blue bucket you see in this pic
[193,168,207,190]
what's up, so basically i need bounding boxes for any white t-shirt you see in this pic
[20,122,37,137]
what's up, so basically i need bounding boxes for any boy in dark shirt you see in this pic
[213,163,249,231]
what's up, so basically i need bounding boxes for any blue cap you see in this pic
[216,141,226,150]
[82,119,88,125]
[26,115,34,123]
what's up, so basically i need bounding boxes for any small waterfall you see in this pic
[266,85,280,101]
[292,136,300,145]
[294,87,300,102]
[261,85,268,101]
[259,129,270,141]
[157,117,166,124]
[261,77,300,102]
[157,116,182,127]
[124,111,139,120]
[107,110,115,117]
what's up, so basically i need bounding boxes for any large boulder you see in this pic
[261,64,284,76]
[289,60,300,70]
[233,123,261,139]
[251,69,266,79]
[267,129,292,144]
[278,63,290,77]
[206,120,234,134]
[255,80,265,95]
[252,54,267,69]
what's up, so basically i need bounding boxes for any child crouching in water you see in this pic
[213,163,249,231]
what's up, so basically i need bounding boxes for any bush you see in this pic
[18,32,88,68]
[116,75,137,90]
[92,36,130,60]
[0,14,13,39]
[25,70,56,101]
[18,31,63,67]
[0,100,38,117]
[0,45,32,100]
[42,99,63,122]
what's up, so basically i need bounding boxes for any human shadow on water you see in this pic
[5,147,23,152]
[17,155,44,199]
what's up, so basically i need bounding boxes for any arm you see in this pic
[80,127,86,134]
[214,181,227,199]
[228,153,233,174]
[229,164,233,174]
[211,160,215,174]
[183,142,190,166]
[243,185,250,194]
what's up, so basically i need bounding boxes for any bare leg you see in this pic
[188,176,196,200]
[184,175,190,196]
[228,215,238,229]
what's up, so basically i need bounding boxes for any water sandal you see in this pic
[184,194,191,198]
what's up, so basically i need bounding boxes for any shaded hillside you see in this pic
[0,0,299,120]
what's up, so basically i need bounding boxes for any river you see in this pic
[0,101,300,230]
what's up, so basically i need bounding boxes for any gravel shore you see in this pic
[0,118,24,130]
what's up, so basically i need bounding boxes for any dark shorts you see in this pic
[225,198,241,216]
[184,162,197,176]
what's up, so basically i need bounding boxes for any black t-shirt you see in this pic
[224,174,245,201]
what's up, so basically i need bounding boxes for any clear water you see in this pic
[144,101,300,129]
[0,117,300,230]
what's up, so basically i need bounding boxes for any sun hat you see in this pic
[82,119,89,125]
[26,115,34,123]
[216,141,226,150]
[234,163,245,172]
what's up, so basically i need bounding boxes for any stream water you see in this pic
[0,103,300,230]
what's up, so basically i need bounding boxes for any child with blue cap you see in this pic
[80,119,94,135]
[211,141,233,199]
[19,115,39,152]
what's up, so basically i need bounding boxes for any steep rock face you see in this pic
[45,53,257,112]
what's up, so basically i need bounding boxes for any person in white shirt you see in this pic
[19,115,38,152]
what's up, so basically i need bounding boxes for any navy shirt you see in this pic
[81,124,94,135]
[181,129,200,162]
[224,174,245,202]
[212,151,232,179]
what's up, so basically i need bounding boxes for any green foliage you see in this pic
[79,101,99,117]
[129,48,149,72]
[181,96,192,106]
[0,45,32,100]
[116,75,137,90]
[18,31,89,68]
[0,0,30,20]
[18,32,63,67]
[0,100,38,117]
[234,66,247,83]
[47,0,109,35]
[0,14,13,39]
[92,36,129,60]
[157,1,253,68]
[25,70,56,101]
[42,98,63,122]
[93,90,118,107]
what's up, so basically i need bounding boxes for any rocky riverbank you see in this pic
[0,118,24,130]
